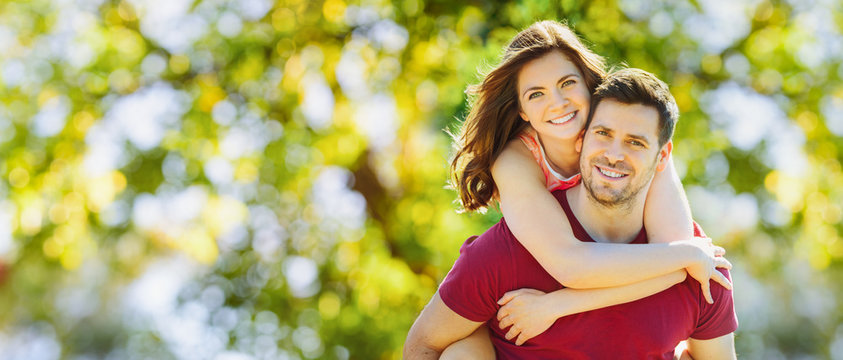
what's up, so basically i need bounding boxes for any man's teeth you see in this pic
[549,112,575,124]
[599,168,625,178]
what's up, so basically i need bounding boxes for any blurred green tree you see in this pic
[0,0,841,359]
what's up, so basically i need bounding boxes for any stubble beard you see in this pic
[582,157,658,212]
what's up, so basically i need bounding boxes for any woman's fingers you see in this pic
[515,333,528,346]
[505,326,520,341]
[497,289,522,305]
[498,315,512,329]
[714,257,732,270]
[711,270,733,291]
[700,278,713,305]
[497,307,509,321]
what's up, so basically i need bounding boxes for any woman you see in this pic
[442,20,731,357]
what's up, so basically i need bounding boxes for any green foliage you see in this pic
[0,0,841,359]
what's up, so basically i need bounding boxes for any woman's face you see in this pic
[517,51,591,143]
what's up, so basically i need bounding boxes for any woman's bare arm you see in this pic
[645,155,694,244]
[495,270,688,345]
[492,140,728,292]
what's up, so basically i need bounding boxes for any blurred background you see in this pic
[0,0,841,359]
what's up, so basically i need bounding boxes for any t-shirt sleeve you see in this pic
[689,221,738,339]
[690,268,739,339]
[438,227,511,323]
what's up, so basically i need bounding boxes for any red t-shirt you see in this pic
[439,189,738,359]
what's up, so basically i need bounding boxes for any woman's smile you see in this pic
[548,110,577,125]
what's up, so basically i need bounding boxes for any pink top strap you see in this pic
[517,127,581,191]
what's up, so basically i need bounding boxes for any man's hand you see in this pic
[676,237,733,304]
[404,292,484,359]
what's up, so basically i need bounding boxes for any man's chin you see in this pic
[591,193,625,207]
[584,187,633,208]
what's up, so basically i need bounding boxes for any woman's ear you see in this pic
[575,129,586,153]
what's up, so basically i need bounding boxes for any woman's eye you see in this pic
[528,92,543,100]
[596,130,609,136]
[561,79,575,87]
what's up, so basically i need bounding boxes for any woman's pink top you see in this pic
[517,127,581,191]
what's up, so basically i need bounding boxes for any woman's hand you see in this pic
[675,237,733,304]
[496,288,559,346]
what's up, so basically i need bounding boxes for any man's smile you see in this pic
[594,164,629,179]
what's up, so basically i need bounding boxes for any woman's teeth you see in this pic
[549,112,575,124]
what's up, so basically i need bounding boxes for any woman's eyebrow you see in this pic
[521,85,545,97]
[521,73,579,98]
[556,73,579,84]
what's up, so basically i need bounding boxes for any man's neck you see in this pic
[566,184,647,244]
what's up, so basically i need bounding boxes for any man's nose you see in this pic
[604,141,624,163]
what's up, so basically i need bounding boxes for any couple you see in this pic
[404,21,737,359]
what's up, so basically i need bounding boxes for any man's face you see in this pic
[578,99,669,209]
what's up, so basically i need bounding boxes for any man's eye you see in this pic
[529,92,543,100]
[629,140,644,147]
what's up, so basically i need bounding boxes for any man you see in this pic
[404,69,737,359]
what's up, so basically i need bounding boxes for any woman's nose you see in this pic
[550,89,569,111]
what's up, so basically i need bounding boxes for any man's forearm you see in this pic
[403,292,484,360]
[686,333,736,359]
[404,318,446,360]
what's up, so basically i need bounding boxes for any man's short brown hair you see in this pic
[585,68,678,147]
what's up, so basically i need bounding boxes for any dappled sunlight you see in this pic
[0,0,840,358]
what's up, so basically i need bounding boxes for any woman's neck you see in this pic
[537,133,580,177]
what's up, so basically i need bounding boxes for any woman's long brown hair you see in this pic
[450,20,607,212]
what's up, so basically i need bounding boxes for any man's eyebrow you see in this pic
[591,125,652,145]
[627,133,651,145]
[521,73,580,98]
[591,125,612,132]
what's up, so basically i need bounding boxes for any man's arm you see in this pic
[685,333,736,360]
[404,291,485,359]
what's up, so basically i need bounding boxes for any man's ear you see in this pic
[656,140,673,172]
[575,129,586,153]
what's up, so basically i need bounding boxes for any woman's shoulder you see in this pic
[492,136,544,186]
[501,127,539,158]
[496,136,536,170]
